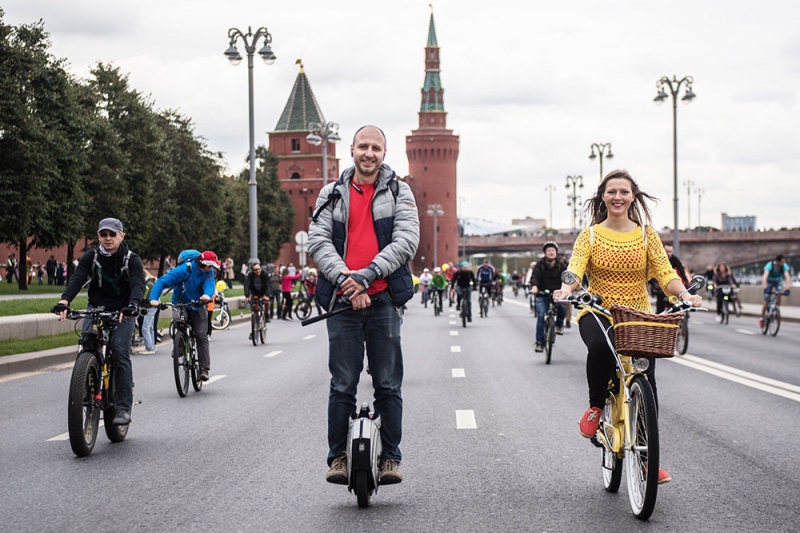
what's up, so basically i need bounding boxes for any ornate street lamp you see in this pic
[654,75,695,257]
[427,203,444,268]
[589,142,613,182]
[544,185,555,231]
[306,121,341,187]
[565,175,584,234]
[225,26,277,265]
[683,179,695,230]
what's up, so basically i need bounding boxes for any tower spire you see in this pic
[421,9,444,113]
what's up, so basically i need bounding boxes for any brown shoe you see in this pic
[326,453,348,485]
[378,459,403,485]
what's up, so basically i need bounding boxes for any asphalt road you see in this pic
[1,295,798,532]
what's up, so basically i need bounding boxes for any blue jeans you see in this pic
[82,305,136,412]
[326,291,404,465]
[535,294,566,345]
[141,307,157,351]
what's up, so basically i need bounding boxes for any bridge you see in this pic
[461,229,800,272]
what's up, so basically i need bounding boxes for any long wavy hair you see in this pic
[583,169,658,227]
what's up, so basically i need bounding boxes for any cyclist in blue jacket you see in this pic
[150,250,219,381]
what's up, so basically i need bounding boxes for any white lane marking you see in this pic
[668,354,800,402]
[449,314,456,318]
[456,410,477,429]
[452,368,466,378]
[206,374,226,384]
[49,420,106,442]
[736,329,755,335]
[449,330,459,336]
[303,334,316,340]
[450,346,461,353]
[449,321,457,325]
[264,350,283,358]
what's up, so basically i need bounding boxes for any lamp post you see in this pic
[306,121,341,187]
[225,26,277,265]
[565,175,584,234]
[545,185,555,231]
[427,204,444,268]
[654,75,695,257]
[696,187,704,228]
[683,179,695,230]
[588,143,613,182]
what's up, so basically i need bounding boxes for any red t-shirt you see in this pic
[344,181,388,295]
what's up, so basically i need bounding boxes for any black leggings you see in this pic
[579,313,658,409]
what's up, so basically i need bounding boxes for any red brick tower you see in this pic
[268,61,339,267]
[406,11,460,272]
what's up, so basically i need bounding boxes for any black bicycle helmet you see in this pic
[543,241,559,252]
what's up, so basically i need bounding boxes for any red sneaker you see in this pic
[758,319,764,329]
[658,468,672,484]
[579,406,603,438]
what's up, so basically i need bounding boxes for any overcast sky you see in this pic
[5,0,799,232]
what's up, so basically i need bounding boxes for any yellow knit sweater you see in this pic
[568,225,679,320]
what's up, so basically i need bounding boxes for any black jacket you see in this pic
[451,269,476,288]
[530,258,567,292]
[61,244,146,311]
[244,271,271,298]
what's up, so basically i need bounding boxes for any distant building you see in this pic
[721,213,756,232]
[511,217,547,234]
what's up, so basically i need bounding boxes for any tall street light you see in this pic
[544,184,555,231]
[565,175,584,234]
[225,26,277,265]
[683,179,695,230]
[306,121,341,187]
[654,74,696,257]
[427,204,444,268]
[696,187,704,228]
[588,143,613,182]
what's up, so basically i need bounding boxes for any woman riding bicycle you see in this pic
[554,170,702,485]
[711,263,739,322]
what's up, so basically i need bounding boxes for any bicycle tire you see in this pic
[211,307,230,330]
[626,374,660,521]
[769,307,780,336]
[259,313,266,344]
[103,357,128,443]
[251,313,259,347]
[601,398,623,493]
[544,314,555,365]
[735,300,742,318]
[434,295,440,316]
[461,305,467,328]
[190,336,202,392]
[295,300,311,320]
[169,321,176,340]
[173,331,189,398]
[68,350,101,457]
[676,318,689,355]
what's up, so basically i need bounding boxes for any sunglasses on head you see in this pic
[98,231,117,238]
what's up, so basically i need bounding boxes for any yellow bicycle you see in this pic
[560,271,704,520]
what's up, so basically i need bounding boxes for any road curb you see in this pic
[0,345,78,377]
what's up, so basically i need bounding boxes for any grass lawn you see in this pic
[0,283,70,295]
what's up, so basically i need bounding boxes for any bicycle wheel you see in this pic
[103,359,129,443]
[190,336,202,392]
[295,300,311,320]
[625,374,660,521]
[211,307,230,330]
[676,317,689,355]
[434,295,440,316]
[461,306,467,328]
[68,351,102,457]
[355,469,371,508]
[251,312,259,346]
[169,321,177,339]
[545,315,555,365]
[601,398,623,493]
[735,300,742,318]
[172,331,189,398]
[768,307,780,336]
[259,313,266,344]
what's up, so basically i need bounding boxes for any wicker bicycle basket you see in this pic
[610,304,684,358]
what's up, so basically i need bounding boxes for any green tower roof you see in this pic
[427,12,438,47]
[273,63,325,132]
[421,12,444,112]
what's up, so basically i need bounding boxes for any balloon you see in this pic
[215,280,227,292]
[441,263,449,271]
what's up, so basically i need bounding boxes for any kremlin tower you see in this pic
[406,11,460,271]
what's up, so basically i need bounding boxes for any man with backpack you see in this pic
[149,250,219,382]
[760,254,792,328]
[476,259,496,301]
[54,218,146,426]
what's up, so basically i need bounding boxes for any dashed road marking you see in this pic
[452,368,466,378]
[736,329,755,335]
[450,346,461,353]
[456,410,477,429]
[264,350,283,358]
[207,375,225,384]
[449,331,459,336]
[449,321,457,325]
[303,334,316,340]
